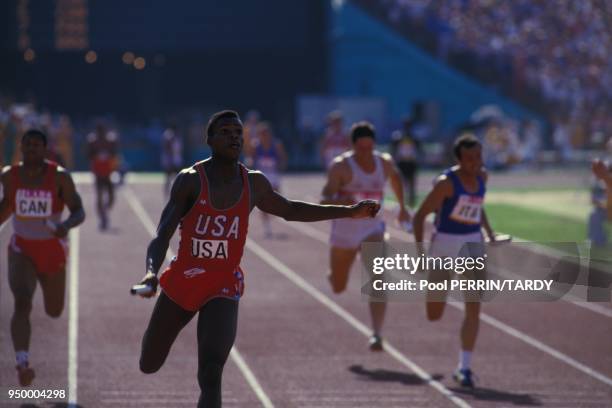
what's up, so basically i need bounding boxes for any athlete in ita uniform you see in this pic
[252,121,288,238]
[134,110,380,408]
[321,121,411,351]
[0,129,85,386]
[412,134,496,388]
[87,123,118,230]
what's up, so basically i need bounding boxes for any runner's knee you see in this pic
[45,301,64,318]
[14,296,33,316]
[139,354,163,374]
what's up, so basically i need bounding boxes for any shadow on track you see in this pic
[450,386,542,406]
[348,364,443,386]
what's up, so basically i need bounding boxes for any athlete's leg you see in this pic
[37,268,66,318]
[139,292,196,373]
[105,177,115,211]
[328,246,358,293]
[361,232,386,338]
[426,269,449,321]
[453,300,480,386]
[95,176,107,228]
[457,270,482,374]
[406,163,417,208]
[8,247,37,352]
[196,298,239,408]
[461,302,480,351]
[8,246,38,385]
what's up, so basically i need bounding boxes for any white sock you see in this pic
[459,350,472,370]
[16,351,29,367]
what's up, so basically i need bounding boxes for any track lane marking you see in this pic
[68,227,80,406]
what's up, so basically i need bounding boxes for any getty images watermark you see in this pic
[360,241,611,302]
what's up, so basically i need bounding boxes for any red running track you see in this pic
[0,174,610,407]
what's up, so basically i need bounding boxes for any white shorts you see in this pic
[428,231,486,301]
[429,231,484,258]
[330,218,385,249]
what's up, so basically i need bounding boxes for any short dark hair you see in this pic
[453,133,480,159]
[22,129,48,146]
[206,110,241,144]
[350,121,375,143]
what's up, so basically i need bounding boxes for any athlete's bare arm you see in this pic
[413,176,453,245]
[380,153,411,222]
[251,171,379,221]
[0,166,12,226]
[55,168,86,238]
[139,169,199,295]
[320,159,353,205]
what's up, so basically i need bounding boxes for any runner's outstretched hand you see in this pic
[350,200,381,219]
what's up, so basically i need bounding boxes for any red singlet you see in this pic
[7,161,67,275]
[160,162,250,311]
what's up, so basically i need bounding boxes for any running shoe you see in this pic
[16,364,35,387]
[453,368,475,388]
[368,334,383,351]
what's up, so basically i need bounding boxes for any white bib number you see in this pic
[449,195,482,225]
[191,238,229,259]
[16,189,53,218]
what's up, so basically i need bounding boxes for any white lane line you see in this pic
[124,187,274,408]
[230,347,274,408]
[68,227,80,407]
[474,306,612,387]
[285,220,612,388]
[245,238,471,408]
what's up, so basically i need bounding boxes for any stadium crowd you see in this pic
[362,0,611,151]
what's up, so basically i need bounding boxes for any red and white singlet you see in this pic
[160,162,250,311]
[7,160,67,275]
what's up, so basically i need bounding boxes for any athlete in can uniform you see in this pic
[0,129,85,386]
[87,123,119,230]
[321,121,411,351]
[252,121,287,238]
[134,110,380,408]
[412,134,496,388]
